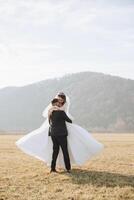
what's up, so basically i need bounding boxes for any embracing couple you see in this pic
[16,92,104,172]
[48,93,73,173]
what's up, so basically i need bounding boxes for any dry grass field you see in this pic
[0,134,134,200]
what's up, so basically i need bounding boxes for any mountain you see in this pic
[0,71,134,133]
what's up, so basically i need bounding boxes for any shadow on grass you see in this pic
[61,169,134,188]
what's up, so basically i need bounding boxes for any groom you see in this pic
[49,98,72,173]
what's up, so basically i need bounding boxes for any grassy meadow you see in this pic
[0,134,134,200]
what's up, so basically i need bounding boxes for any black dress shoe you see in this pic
[50,169,58,173]
[66,170,71,173]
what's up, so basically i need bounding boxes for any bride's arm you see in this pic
[48,103,73,120]
[48,106,60,120]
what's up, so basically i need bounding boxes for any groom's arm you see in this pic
[62,111,72,123]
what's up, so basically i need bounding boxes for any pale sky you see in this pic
[0,0,134,88]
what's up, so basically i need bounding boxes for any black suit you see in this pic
[49,110,72,170]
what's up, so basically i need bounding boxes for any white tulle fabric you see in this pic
[15,95,103,168]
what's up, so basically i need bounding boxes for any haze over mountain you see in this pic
[0,71,134,133]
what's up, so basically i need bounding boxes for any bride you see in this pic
[15,92,104,168]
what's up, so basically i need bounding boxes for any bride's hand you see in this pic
[48,106,60,119]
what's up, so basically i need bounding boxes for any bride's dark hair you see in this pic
[57,92,66,104]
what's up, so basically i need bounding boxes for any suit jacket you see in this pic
[49,110,72,136]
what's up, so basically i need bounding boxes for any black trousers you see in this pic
[51,135,71,170]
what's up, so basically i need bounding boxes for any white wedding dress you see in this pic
[15,95,104,168]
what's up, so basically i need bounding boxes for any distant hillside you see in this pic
[0,71,134,133]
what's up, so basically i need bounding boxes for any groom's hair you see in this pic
[51,98,59,105]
